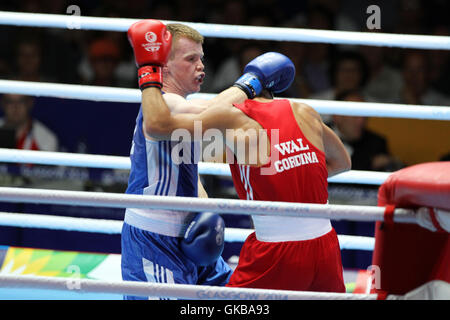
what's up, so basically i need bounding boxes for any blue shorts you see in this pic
[121,222,232,300]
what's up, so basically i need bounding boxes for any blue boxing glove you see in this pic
[233,52,296,99]
[180,212,225,266]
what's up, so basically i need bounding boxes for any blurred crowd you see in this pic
[0,0,449,172]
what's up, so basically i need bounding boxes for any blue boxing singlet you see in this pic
[124,106,201,237]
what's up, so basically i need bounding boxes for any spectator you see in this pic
[302,5,335,95]
[210,44,264,93]
[359,41,402,103]
[311,50,370,101]
[0,33,12,78]
[395,50,450,106]
[85,7,138,89]
[0,94,58,151]
[277,20,310,98]
[78,37,133,88]
[428,25,450,97]
[204,0,252,92]
[394,0,426,35]
[327,90,402,171]
[277,40,310,98]
[14,37,55,82]
[84,38,122,87]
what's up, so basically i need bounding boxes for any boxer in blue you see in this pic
[121,20,293,299]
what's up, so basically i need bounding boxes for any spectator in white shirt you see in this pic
[0,94,58,151]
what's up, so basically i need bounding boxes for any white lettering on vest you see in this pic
[274,151,319,173]
[274,138,309,156]
[272,137,320,173]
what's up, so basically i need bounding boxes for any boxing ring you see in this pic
[0,11,449,300]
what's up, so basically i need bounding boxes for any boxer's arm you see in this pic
[142,94,212,140]
[163,93,211,114]
[322,123,352,177]
[143,88,269,166]
[142,86,246,140]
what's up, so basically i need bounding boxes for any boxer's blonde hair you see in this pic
[166,23,203,58]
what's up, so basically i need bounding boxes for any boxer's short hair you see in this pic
[166,23,204,45]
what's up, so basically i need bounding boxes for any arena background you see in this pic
[0,0,449,272]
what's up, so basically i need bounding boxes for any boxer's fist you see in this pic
[234,52,295,99]
[180,212,225,266]
[127,19,172,90]
[128,19,172,67]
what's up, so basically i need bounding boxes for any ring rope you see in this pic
[0,211,375,250]
[0,275,378,300]
[1,80,449,119]
[0,148,390,185]
[0,11,449,50]
[0,186,417,223]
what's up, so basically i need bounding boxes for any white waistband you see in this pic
[252,215,332,242]
[124,208,195,237]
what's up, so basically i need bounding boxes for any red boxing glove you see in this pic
[127,19,172,90]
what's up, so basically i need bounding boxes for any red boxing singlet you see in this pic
[229,99,328,205]
[226,99,345,292]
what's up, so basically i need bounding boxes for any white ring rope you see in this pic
[0,187,417,223]
[0,211,122,234]
[0,148,130,169]
[0,11,449,50]
[0,148,390,185]
[0,275,378,300]
[0,211,375,251]
[1,80,449,119]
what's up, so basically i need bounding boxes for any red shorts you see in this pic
[226,228,345,292]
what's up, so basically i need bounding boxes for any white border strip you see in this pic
[0,212,375,250]
[0,11,449,50]
[0,148,390,185]
[1,80,449,119]
[0,274,377,300]
[0,186,417,223]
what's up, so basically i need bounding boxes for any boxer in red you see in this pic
[224,92,351,292]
